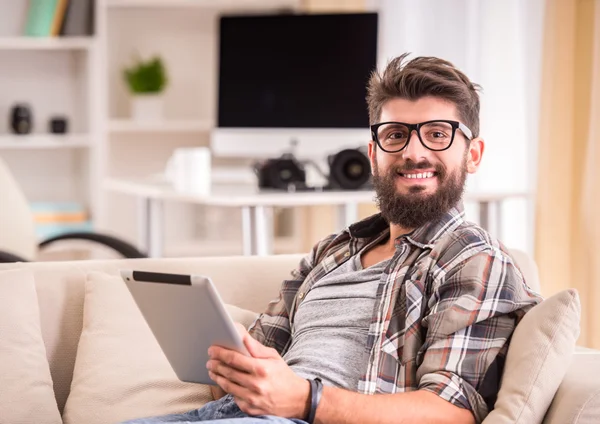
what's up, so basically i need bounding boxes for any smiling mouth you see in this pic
[397,171,436,179]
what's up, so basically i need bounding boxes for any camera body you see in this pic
[256,154,307,190]
[255,148,372,191]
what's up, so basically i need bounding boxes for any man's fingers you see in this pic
[209,360,268,395]
[208,370,254,399]
[210,347,256,373]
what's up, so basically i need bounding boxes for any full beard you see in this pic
[372,156,467,229]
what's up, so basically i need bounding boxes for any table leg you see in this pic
[337,202,359,230]
[241,206,254,256]
[241,206,274,256]
[148,199,164,258]
[254,206,274,256]
[478,200,504,239]
[495,201,503,240]
[136,197,151,255]
[479,201,490,232]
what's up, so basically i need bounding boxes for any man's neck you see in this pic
[387,223,413,250]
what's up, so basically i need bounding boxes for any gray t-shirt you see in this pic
[283,254,390,390]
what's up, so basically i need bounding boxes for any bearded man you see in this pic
[125,54,542,424]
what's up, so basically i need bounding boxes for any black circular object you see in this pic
[49,117,68,134]
[328,149,371,190]
[10,104,33,134]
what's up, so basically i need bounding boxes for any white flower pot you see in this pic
[131,94,164,122]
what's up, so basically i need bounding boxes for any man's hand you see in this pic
[207,323,310,418]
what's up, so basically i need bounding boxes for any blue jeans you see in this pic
[121,394,309,424]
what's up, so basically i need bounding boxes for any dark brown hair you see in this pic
[367,53,482,137]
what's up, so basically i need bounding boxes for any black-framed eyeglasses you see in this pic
[370,120,473,153]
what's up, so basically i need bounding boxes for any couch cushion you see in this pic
[542,351,600,424]
[62,271,259,424]
[33,265,86,414]
[484,289,580,424]
[0,269,62,424]
[0,254,301,413]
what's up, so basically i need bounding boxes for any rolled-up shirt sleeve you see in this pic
[417,247,542,423]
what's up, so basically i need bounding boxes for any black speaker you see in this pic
[49,116,68,134]
[255,154,307,190]
[10,104,33,135]
[327,148,371,190]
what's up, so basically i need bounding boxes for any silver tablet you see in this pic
[120,269,248,385]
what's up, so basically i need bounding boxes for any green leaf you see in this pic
[123,56,168,94]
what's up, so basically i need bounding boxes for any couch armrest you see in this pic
[543,350,600,424]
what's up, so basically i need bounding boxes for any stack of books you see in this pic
[30,202,93,240]
[24,0,94,37]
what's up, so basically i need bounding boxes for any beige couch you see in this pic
[0,253,599,423]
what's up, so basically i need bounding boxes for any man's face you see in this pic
[368,96,484,229]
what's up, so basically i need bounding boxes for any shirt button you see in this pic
[344,252,350,257]
[298,292,304,299]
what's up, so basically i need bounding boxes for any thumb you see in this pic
[243,332,277,359]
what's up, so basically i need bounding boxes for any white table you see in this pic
[104,178,530,257]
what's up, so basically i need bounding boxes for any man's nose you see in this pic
[401,129,430,162]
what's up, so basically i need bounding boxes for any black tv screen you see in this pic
[218,13,378,129]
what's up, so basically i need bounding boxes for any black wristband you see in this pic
[307,378,323,424]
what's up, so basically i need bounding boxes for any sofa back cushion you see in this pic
[63,272,259,424]
[0,254,302,412]
[484,289,580,423]
[0,269,62,424]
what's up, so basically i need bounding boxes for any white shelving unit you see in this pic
[0,134,91,149]
[0,1,100,242]
[97,0,303,256]
[105,0,298,10]
[0,36,94,50]
[108,119,212,134]
[0,0,350,257]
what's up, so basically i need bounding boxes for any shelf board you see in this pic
[106,0,297,10]
[109,119,212,134]
[0,134,92,150]
[0,37,94,51]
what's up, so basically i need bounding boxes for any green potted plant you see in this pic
[123,55,168,121]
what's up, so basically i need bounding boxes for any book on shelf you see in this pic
[50,0,70,36]
[23,0,94,38]
[61,0,95,37]
[30,201,93,240]
[24,0,59,37]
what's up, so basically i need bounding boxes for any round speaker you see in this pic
[328,149,371,190]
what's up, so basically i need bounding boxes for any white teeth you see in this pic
[403,172,434,179]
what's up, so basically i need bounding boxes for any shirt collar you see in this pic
[348,202,466,250]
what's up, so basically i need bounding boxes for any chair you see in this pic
[0,155,146,263]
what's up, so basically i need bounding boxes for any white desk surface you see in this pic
[104,178,531,207]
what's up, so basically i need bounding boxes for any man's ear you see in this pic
[368,141,377,176]
[466,138,484,173]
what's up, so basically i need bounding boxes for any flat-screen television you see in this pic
[212,12,378,159]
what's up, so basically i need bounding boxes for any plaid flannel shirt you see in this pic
[248,204,542,423]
